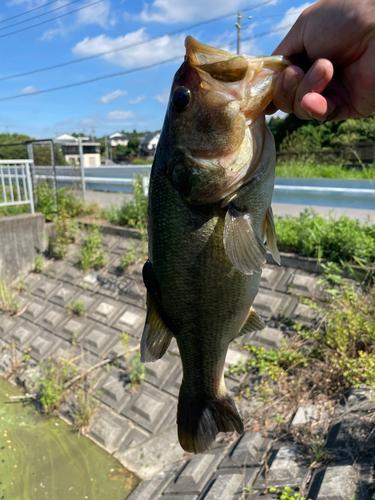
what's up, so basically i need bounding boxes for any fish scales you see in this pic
[141,36,291,454]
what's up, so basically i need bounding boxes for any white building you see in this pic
[54,134,101,167]
[140,132,160,157]
[109,132,129,147]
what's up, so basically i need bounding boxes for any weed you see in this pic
[269,486,312,500]
[129,352,146,390]
[73,388,99,433]
[39,357,78,413]
[309,437,328,467]
[79,224,107,272]
[68,300,85,317]
[34,255,45,273]
[120,251,137,270]
[36,182,84,221]
[50,209,78,259]
[0,273,19,315]
[275,160,375,180]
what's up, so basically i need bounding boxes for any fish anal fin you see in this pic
[141,292,173,363]
[263,206,281,265]
[223,204,266,275]
[237,307,265,337]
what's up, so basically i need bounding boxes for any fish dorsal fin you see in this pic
[223,204,266,275]
[141,292,173,362]
[263,207,281,265]
[237,307,265,337]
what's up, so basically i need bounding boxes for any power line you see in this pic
[240,24,293,43]
[0,0,83,32]
[0,24,295,102]
[0,0,103,39]
[0,0,61,24]
[0,0,273,81]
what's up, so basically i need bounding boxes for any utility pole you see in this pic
[105,135,109,165]
[235,12,242,55]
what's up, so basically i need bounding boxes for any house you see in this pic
[140,132,160,157]
[109,132,129,147]
[54,134,101,167]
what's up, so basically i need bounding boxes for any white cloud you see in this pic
[129,95,146,105]
[22,86,37,94]
[76,0,115,29]
[154,89,170,104]
[72,29,185,68]
[106,111,136,120]
[274,3,313,36]
[98,89,128,104]
[39,27,66,41]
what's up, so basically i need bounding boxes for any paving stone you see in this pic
[29,331,61,361]
[7,320,40,349]
[145,352,180,389]
[115,425,184,479]
[125,473,172,500]
[121,383,175,433]
[314,465,359,500]
[225,347,250,372]
[345,386,375,412]
[77,272,99,291]
[162,362,183,398]
[89,406,132,453]
[70,290,98,314]
[115,426,150,453]
[48,283,80,308]
[65,244,81,265]
[162,495,197,500]
[37,305,70,333]
[32,277,61,300]
[260,266,286,291]
[96,367,131,411]
[221,431,267,468]
[119,279,146,308]
[257,446,307,489]
[87,296,126,326]
[253,291,290,319]
[202,468,258,500]
[17,364,42,392]
[166,447,226,495]
[168,338,180,356]
[289,272,319,298]
[101,234,117,250]
[20,295,51,323]
[292,405,319,426]
[0,315,18,340]
[57,262,83,283]
[53,341,99,369]
[43,259,67,279]
[112,304,146,338]
[106,254,125,276]
[289,302,319,325]
[22,273,43,292]
[129,262,143,281]
[56,316,92,342]
[104,336,139,370]
[0,351,14,375]
[81,324,119,357]
[96,273,130,298]
[111,237,139,255]
[243,327,285,350]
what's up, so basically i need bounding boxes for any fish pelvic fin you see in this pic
[237,307,265,337]
[177,382,244,454]
[141,292,173,363]
[263,206,281,265]
[223,204,266,275]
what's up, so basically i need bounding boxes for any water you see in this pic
[0,377,139,500]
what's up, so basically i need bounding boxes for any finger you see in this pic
[293,59,334,119]
[271,65,305,115]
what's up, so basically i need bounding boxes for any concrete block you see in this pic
[247,327,285,350]
[145,352,180,389]
[77,272,99,291]
[0,315,18,340]
[115,427,150,453]
[38,305,70,333]
[119,279,146,308]
[8,320,39,349]
[162,362,183,398]
[81,324,119,357]
[202,473,245,500]
[260,266,285,290]
[43,259,67,279]
[121,384,175,433]
[253,291,290,319]
[89,406,132,453]
[165,447,226,495]
[96,273,129,297]
[96,367,131,411]
[29,331,60,361]
[101,234,117,250]
[346,386,375,412]
[290,272,318,298]
[88,296,126,325]
[221,431,267,468]
[48,283,80,307]
[111,237,139,255]
[292,405,319,426]
[112,305,146,338]
[125,473,171,500]
[225,347,250,373]
[19,295,50,323]
[17,364,42,392]
[106,254,124,276]
[56,316,92,342]
[115,425,184,479]
[290,302,318,325]
[316,465,358,500]
[70,290,98,314]
[261,446,307,489]
[57,262,82,283]
[22,273,43,293]
[32,277,61,300]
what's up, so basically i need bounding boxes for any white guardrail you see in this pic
[0,160,35,213]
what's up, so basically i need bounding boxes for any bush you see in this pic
[36,182,84,221]
[79,224,106,272]
[39,357,78,413]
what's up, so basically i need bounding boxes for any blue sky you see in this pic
[1,0,312,139]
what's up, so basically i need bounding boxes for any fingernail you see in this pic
[283,70,300,92]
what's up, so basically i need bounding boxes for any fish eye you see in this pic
[171,87,191,112]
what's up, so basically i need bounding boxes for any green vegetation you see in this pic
[274,209,375,263]
[39,357,78,413]
[269,486,312,500]
[120,249,137,270]
[73,388,100,433]
[0,273,19,315]
[68,300,85,317]
[275,160,375,179]
[79,224,106,272]
[0,132,67,165]
[50,209,79,259]
[34,255,45,273]
[128,352,146,390]
[36,182,85,221]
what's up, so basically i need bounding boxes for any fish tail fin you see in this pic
[177,381,244,454]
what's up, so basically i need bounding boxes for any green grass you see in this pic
[274,209,375,263]
[275,160,375,179]
[79,224,106,272]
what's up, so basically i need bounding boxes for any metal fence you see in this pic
[0,160,35,213]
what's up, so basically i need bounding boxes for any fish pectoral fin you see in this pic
[237,307,265,337]
[223,204,266,275]
[142,259,162,303]
[141,292,173,363]
[263,206,281,265]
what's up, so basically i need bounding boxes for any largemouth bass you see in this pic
[141,36,290,454]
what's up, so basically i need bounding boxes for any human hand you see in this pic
[267,0,375,121]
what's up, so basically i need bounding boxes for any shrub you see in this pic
[68,300,85,317]
[34,255,45,273]
[39,357,78,413]
[79,224,106,272]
